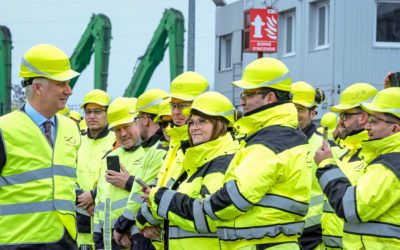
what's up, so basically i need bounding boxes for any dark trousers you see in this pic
[0,231,78,250]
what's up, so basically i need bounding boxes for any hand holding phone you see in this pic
[106,155,120,172]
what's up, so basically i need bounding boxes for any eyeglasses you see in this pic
[368,115,399,125]
[170,102,191,110]
[158,120,171,129]
[84,109,106,116]
[187,117,210,128]
[339,112,363,121]
[240,91,268,100]
[134,114,150,122]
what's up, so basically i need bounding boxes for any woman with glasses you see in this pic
[137,91,239,249]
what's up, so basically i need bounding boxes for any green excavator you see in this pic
[0,8,184,115]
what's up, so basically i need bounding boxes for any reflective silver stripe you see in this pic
[206,109,235,117]
[322,235,342,248]
[97,201,104,210]
[112,198,128,210]
[123,209,136,220]
[76,207,90,216]
[130,193,143,203]
[0,200,75,215]
[138,98,163,112]
[257,194,308,216]
[166,178,175,189]
[319,168,346,191]
[193,199,209,233]
[226,180,251,211]
[130,225,139,235]
[257,72,291,89]
[217,221,305,241]
[99,219,104,227]
[150,178,158,187]
[0,165,75,187]
[203,196,219,221]
[104,198,112,250]
[344,222,400,239]
[94,223,101,233]
[141,203,161,225]
[305,214,322,228]
[169,226,216,239]
[309,194,324,206]
[343,186,360,223]
[53,165,76,178]
[157,190,176,219]
[21,57,79,81]
[323,200,334,212]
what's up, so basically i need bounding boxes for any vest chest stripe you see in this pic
[0,199,75,215]
[0,165,75,187]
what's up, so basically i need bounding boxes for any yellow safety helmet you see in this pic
[19,44,79,81]
[320,112,337,130]
[154,98,172,122]
[361,87,400,119]
[169,71,209,101]
[233,57,291,91]
[79,119,87,132]
[81,89,110,108]
[292,81,325,108]
[57,106,70,116]
[184,91,237,126]
[135,89,168,115]
[69,111,82,121]
[107,97,137,129]
[331,83,378,112]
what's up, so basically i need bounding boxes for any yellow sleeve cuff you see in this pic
[319,158,336,168]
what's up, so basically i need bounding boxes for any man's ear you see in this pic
[265,91,278,104]
[392,124,400,133]
[310,110,317,119]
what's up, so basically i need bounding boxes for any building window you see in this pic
[310,1,329,50]
[283,11,295,56]
[316,2,329,48]
[376,1,400,43]
[219,34,232,71]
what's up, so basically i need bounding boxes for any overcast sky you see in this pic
[1,0,233,107]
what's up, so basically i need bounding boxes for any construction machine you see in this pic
[123,8,184,97]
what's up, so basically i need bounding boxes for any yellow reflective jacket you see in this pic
[94,145,144,250]
[146,133,239,250]
[0,111,81,244]
[202,103,311,249]
[321,130,368,249]
[317,132,400,249]
[77,127,115,191]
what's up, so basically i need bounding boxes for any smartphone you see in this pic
[106,155,120,172]
[135,178,150,189]
[389,72,400,87]
[323,126,328,140]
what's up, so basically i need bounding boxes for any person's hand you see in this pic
[141,226,161,238]
[77,191,94,209]
[86,203,95,216]
[105,164,130,189]
[314,140,333,166]
[114,229,131,248]
[120,234,131,248]
[384,72,394,89]
[141,187,152,202]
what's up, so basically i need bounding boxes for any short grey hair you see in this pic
[25,78,49,98]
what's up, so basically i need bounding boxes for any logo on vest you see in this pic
[64,136,77,146]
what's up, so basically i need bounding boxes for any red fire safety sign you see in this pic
[249,8,278,52]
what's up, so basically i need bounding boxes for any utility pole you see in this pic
[187,0,195,71]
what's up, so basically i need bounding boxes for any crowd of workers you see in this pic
[0,43,399,250]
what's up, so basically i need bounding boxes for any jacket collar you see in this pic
[360,132,400,164]
[234,102,298,137]
[340,130,368,150]
[182,133,238,176]
[141,128,164,148]
[87,125,111,140]
[302,123,317,139]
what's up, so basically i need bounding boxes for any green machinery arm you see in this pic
[69,14,112,90]
[0,25,12,115]
[124,8,184,97]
